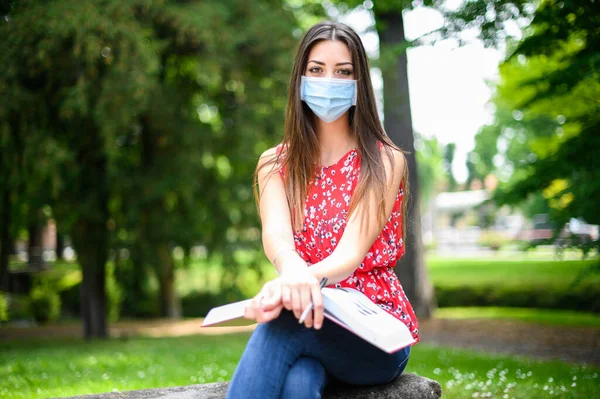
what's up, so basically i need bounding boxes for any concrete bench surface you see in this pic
[61,373,442,399]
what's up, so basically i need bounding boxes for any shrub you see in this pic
[106,264,123,323]
[435,282,600,312]
[29,286,61,324]
[0,291,8,322]
[424,240,438,253]
[58,264,123,322]
[182,288,247,318]
[478,231,511,251]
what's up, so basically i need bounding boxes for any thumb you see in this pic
[262,281,282,310]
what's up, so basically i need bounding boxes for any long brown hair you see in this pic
[256,21,409,237]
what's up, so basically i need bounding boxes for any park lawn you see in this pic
[425,257,599,288]
[0,334,598,399]
[177,256,600,295]
[29,256,599,299]
[434,307,600,327]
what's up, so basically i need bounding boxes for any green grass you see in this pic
[408,345,599,399]
[435,307,600,327]
[426,257,599,289]
[0,335,248,399]
[1,334,598,399]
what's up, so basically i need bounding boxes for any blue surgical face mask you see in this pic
[300,76,357,123]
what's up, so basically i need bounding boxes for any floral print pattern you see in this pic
[276,143,419,342]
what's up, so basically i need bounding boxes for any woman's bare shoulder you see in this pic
[259,146,278,161]
[379,144,407,173]
[257,145,283,176]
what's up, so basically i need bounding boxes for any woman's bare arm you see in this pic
[256,147,322,327]
[256,147,308,274]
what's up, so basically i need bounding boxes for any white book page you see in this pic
[322,288,397,333]
[201,299,253,327]
[322,287,415,352]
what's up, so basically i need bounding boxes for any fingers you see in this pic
[300,284,312,328]
[281,285,292,311]
[311,282,324,330]
[257,303,284,323]
[291,286,302,319]
[262,280,282,310]
[244,298,258,320]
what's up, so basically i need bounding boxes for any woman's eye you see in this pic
[309,67,322,74]
[338,69,353,76]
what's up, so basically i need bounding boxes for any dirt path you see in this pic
[418,318,599,365]
[2,317,598,365]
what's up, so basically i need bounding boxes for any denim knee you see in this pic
[384,346,411,384]
[281,357,327,399]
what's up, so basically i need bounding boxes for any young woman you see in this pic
[226,21,419,399]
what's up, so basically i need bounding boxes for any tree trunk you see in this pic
[55,231,64,261]
[70,124,110,339]
[376,10,435,318]
[156,242,181,319]
[0,187,11,291]
[72,219,109,339]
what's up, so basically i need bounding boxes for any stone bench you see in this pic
[62,373,442,398]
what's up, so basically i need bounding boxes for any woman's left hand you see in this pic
[244,278,284,323]
[279,267,324,329]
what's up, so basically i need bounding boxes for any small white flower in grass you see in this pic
[548,377,554,382]
[572,376,577,381]
[433,368,441,375]
[571,382,577,387]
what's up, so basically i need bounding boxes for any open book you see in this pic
[201,287,415,353]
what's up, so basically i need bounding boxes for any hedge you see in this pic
[435,281,600,312]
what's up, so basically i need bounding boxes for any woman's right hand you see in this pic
[244,278,284,324]
[279,262,324,329]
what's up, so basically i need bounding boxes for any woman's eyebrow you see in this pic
[307,60,353,66]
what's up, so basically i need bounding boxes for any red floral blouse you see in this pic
[276,143,420,342]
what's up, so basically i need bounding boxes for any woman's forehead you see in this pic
[307,40,352,64]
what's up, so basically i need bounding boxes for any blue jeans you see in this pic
[226,310,411,399]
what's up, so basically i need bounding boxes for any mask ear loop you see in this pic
[352,81,357,106]
[300,76,306,101]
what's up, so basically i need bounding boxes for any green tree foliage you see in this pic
[415,134,445,206]
[1,0,298,336]
[467,1,600,245]
[443,142,458,192]
[466,124,500,189]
